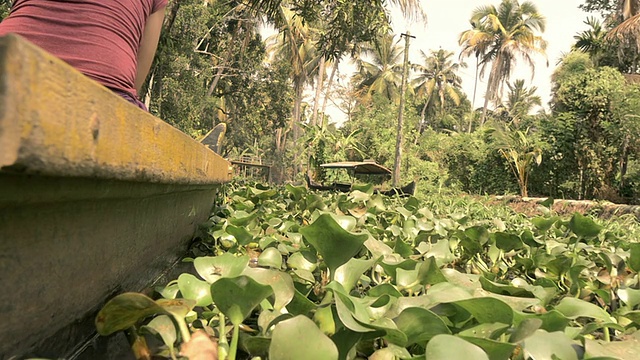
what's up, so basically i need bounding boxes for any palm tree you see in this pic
[459,0,547,125]
[492,125,542,197]
[500,79,541,126]
[459,20,492,108]
[265,6,319,143]
[573,17,610,67]
[412,49,466,134]
[352,33,405,103]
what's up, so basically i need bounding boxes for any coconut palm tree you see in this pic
[573,17,610,67]
[459,0,547,125]
[412,49,466,134]
[352,33,405,103]
[499,79,541,126]
[459,20,493,108]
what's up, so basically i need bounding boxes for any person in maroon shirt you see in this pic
[0,0,168,110]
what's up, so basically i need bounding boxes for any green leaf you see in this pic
[228,210,257,226]
[95,293,165,335]
[423,239,455,266]
[368,317,408,346]
[621,310,640,325]
[177,273,213,307]
[226,224,254,245]
[531,216,559,232]
[299,213,368,276]
[460,336,516,360]
[493,232,525,252]
[465,225,490,242]
[331,328,363,360]
[141,315,176,353]
[379,259,418,281]
[292,269,316,283]
[555,297,615,323]
[334,256,379,293]
[452,297,514,325]
[394,307,451,346]
[287,251,317,272]
[514,310,570,332]
[313,303,336,336]
[330,213,358,231]
[426,282,473,304]
[568,213,603,238]
[242,268,294,311]
[629,243,640,273]
[239,333,271,358]
[425,335,489,360]
[269,316,339,360]
[458,323,510,339]
[523,330,578,360]
[156,281,180,299]
[369,345,412,360]
[479,277,535,298]
[539,197,554,208]
[258,247,283,268]
[285,183,305,201]
[394,238,413,258]
[210,275,273,325]
[509,318,542,343]
[417,256,447,285]
[331,287,376,333]
[617,288,640,308]
[368,284,403,298]
[585,335,640,360]
[155,298,196,320]
[287,289,316,316]
[193,253,249,283]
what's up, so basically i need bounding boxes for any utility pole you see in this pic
[393,32,415,187]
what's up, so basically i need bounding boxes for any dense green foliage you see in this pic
[97,183,640,359]
[2,0,639,201]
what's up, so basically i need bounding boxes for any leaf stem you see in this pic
[218,314,229,360]
[176,317,191,343]
[228,324,240,360]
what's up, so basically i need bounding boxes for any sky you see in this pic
[383,0,594,111]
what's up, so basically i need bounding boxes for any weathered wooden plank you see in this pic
[0,34,231,358]
[0,34,232,184]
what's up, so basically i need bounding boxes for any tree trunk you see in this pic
[207,24,241,97]
[320,60,339,128]
[472,55,479,107]
[393,32,412,187]
[311,56,326,127]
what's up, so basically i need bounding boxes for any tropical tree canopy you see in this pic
[459,0,547,121]
[352,33,405,103]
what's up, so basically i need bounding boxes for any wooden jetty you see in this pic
[0,34,231,358]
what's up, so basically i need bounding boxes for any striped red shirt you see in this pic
[0,0,167,97]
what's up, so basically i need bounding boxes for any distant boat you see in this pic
[306,160,415,197]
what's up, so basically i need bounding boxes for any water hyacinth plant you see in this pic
[96,182,640,359]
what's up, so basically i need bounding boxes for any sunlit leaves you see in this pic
[426,335,489,360]
[96,293,166,336]
[210,276,273,325]
[300,213,368,276]
[269,316,339,360]
[96,183,640,359]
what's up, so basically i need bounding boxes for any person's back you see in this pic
[0,0,167,108]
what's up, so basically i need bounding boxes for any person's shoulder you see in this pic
[152,0,168,12]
